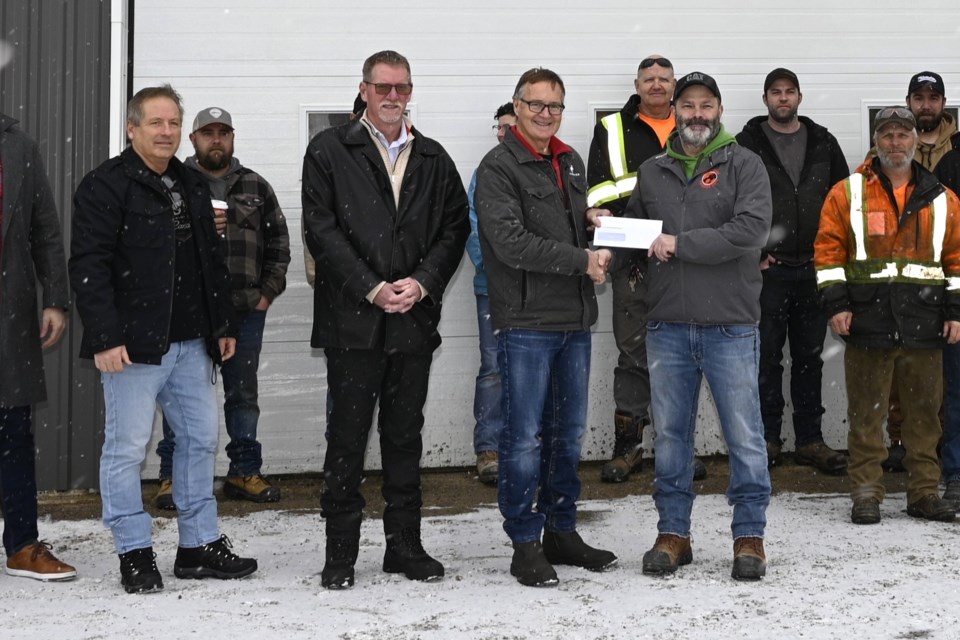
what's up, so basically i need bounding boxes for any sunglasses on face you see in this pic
[363,81,413,96]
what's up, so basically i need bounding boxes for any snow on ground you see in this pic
[2,493,958,640]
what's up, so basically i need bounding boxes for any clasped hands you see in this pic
[373,277,422,314]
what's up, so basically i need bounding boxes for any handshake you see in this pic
[586,248,613,285]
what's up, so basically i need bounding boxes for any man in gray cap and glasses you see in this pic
[153,105,291,509]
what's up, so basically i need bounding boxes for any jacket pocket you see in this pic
[232,195,263,230]
[120,208,166,248]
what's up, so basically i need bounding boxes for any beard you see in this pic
[676,113,721,150]
[916,111,943,133]
[876,143,917,171]
[768,104,799,125]
[197,147,232,171]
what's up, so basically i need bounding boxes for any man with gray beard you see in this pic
[815,107,960,525]
[620,72,772,580]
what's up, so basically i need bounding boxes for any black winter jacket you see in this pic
[587,94,668,215]
[70,147,235,364]
[476,129,598,332]
[301,120,469,355]
[736,115,849,266]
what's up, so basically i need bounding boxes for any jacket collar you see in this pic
[503,127,573,163]
[341,118,441,156]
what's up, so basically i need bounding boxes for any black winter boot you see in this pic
[510,540,558,587]
[322,537,359,590]
[383,528,444,582]
[542,530,617,571]
[601,413,645,482]
[119,547,163,594]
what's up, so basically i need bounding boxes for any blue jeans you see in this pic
[473,295,504,454]
[497,329,591,543]
[0,406,39,556]
[157,310,266,478]
[646,322,770,539]
[100,339,220,553]
[942,342,960,483]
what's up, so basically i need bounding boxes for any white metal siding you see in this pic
[133,0,960,476]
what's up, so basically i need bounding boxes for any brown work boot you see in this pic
[154,478,175,511]
[906,494,956,522]
[851,497,881,524]
[794,441,848,474]
[641,534,692,575]
[6,541,77,582]
[223,474,281,503]
[732,536,766,581]
[601,413,644,483]
[476,450,498,485]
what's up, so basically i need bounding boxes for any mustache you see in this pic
[682,118,711,128]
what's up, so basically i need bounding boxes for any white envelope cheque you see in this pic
[592,217,663,249]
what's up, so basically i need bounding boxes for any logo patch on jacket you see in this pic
[701,170,719,188]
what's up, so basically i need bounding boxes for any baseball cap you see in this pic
[874,106,917,132]
[674,72,721,102]
[764,68,800,93]
[907,71,945,96]
[192,106,234,132]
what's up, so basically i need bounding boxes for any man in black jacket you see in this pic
[302,51,469,590]
[737,68,850,473]
[0,113,75,582]
[70,85,257,594]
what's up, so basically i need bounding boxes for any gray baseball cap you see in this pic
[192,106,233,132]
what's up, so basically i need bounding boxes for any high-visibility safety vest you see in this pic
[586,112,638,208]
[816,173,960,291]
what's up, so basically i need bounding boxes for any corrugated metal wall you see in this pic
[0,0,112,490]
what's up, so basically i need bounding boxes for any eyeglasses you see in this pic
[639,57,673,70]
[491,124,512,133]
[519,98,565,116]
[362,81,413,96]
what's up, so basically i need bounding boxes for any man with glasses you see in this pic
[736,69,849,473]
[466,102,516,485]
[302,50,469,589]
[587,55,709,484]
[477,67,617,587]
[624,72,772,580]
[816,107,960,525]
[71,85,257,593]
[152,106,291,510]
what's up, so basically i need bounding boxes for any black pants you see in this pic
[0,405,38,556]
[758,263,827,446]
[321,348,433,537]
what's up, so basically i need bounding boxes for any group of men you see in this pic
[4,49,960,594]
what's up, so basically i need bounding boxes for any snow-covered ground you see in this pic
[2,493,958,640]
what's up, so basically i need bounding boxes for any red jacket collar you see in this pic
[511,126,573,158]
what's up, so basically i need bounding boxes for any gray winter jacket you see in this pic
[623,137,772,325]
[476,129,598,332]
[0,114,69,406]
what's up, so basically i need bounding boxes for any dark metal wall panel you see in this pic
[1,0,111,490]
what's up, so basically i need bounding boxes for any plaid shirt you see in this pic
[217,165,291,312]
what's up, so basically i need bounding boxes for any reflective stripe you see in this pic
[587,174,637,207]
[848,175,867,261]
[901,263,945,280]
[602,113,629,179]
[932,192,948,262]
[845,174,948,281]
[817,267,847,285]
[947,276,960,291]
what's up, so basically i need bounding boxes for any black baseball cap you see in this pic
[764,68,800,93]
[908,71,945,96]
[673,72,721,102]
